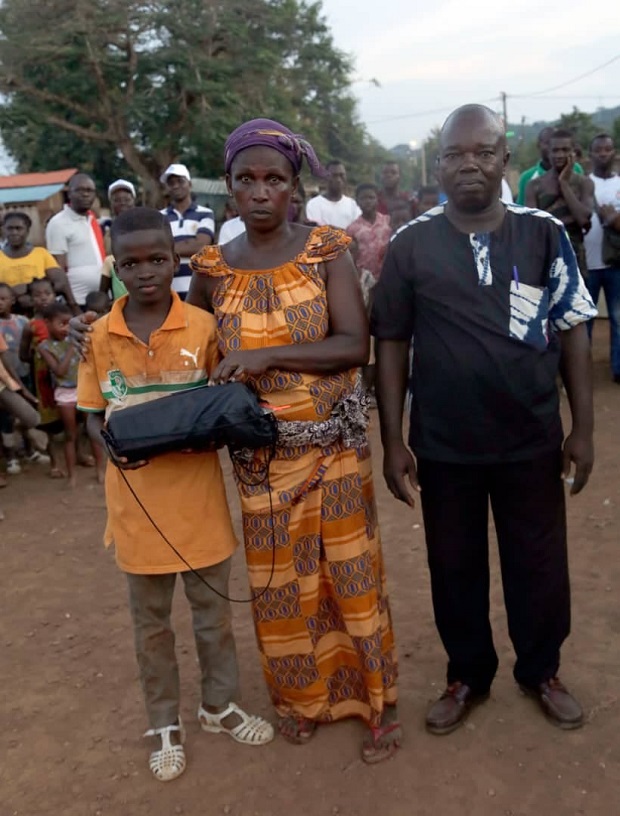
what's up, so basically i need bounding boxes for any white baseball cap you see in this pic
[108,179,136,198]
[160,163,191,184]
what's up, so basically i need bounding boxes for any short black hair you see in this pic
[3,211,32,229]
[0,281,14,295]
[29,277,54,293]
[590,132,613,150]
[550,128,574,142]
[42,301,72,321]
[110,206,174,251]
[355,182,378,197]
[326,159,344,170]
[85,291,110,311]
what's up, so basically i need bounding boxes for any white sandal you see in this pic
[143,720,186,782]
[198,703,274,746]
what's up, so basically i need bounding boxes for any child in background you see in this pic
[38,302,103,486]
[19,278,63,476]
[85,290,111,318]
[348,238,377,401]
[78,207,273,782]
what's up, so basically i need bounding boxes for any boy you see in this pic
[346,183,392,281]
[85,290,111,318]
[77,208,273,782]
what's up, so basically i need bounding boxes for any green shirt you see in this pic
[517,160,584,205]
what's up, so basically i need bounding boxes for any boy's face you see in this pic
[357,188,378,218]
[0,287,14,317]
[31,283,55,311]
[114,229,178,306]
[46,313,71,340]
[418,193,439,214]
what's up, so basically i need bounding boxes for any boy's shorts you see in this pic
[54,386,78,406]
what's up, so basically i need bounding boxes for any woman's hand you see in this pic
[69,310,98,360]
[209,349,273,384]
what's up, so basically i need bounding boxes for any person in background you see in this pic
[100,179,137,254]
[525,128,594,276]
[0,212,70,311]
[390,198,414,232]
[517,126,584,205]
[377,161,413,218]
[160,163,214,300]
[78,207,273,781]
[373,104,596,737]
[584,133,620,384]
[416,185,441,216]
[46,173,105,310]
[305,160,361,228]
[346,183,392,281]
[85,291,111,318]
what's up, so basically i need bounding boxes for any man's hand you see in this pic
[562,431,593,495]
[599,204,618,227]
[69,310,98,360]
[559,155,574,185]
[383,441,420,508]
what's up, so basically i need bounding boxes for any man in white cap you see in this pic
[99,179,137,300]
[160,163,215,300]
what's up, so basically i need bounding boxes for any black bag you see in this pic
[602,224,620,268]
[101,383,277,463]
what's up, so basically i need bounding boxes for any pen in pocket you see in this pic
[512,265,519,290]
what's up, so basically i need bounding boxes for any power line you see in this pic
[365,97,500,125]
[512,53,620,98]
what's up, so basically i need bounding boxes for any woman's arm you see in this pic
[210,251,369,383]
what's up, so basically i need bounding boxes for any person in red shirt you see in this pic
[377,161,413,218]
[346,183,393,280]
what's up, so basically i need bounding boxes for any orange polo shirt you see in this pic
[77,292,238,574]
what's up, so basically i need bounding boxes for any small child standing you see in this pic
[38,302,103,486]
[84,290,111,318]
[77,207,273,782]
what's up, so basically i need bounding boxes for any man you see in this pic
[160,163,214,300]
[516,127,584,205]
[372,104,596,736]
[584,133,620,383]
[46,173,105,310]
[525,129,594,275]
[346,183,392,280]
[377,161,412,217]
[305,160,361,229]
[100,179,137,254]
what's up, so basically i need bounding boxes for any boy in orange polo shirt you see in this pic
[77,208,273,783]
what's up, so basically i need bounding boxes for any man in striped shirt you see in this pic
[160,164,214,300]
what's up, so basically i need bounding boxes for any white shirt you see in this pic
[218,216,246,245]
[501,179,514,204]
[45,206,105,304]
[584,174,620,270]
[305,195,361,230]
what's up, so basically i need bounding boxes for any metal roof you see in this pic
[0,183,65,204]
[191,178,228,195]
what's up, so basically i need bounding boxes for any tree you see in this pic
[0,0,381,203]
[557,107,598,153]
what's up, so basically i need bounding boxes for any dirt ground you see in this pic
[1,329,619,816]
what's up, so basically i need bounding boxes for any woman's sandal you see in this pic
[143,720,186,782]
[278,715,317,745]
[198,703,274,746]
[362,709,402,765]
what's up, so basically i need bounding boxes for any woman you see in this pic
[188,119,400,763]
[0,212,73,311]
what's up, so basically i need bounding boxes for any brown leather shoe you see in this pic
[520,677,583,730]
[425,681,489,735]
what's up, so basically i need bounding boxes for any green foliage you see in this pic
[0,0,386,201]
[557,107,599,151]
[612,117,620,148]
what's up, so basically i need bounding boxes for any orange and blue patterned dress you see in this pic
[191,226,398,726]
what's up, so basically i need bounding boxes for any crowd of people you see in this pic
[0,107,618,782]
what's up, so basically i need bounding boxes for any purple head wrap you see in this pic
[224,118,327,178]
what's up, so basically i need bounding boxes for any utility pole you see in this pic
[500,91,508,128]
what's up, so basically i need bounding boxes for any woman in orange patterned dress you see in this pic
[189,119,400,763]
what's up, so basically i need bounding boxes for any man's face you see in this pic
[110,188,135,217]
[166,174,191,204]
[438,113,507,213]
[68,175,96,214]
[327,164,346,198]
[381,163,400,191]
[590,137,615,174]
[549,137,573,172]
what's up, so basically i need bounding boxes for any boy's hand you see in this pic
[69,311,98,360]
[115,456,149,471]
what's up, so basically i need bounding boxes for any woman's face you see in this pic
[227,146,298,231]
[4,217,29,249]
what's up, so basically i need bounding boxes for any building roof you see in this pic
[0,169,77,190]
[0,183,66,205]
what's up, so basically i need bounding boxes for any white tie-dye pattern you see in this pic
[509,281,549,348]
[469,233,492,285]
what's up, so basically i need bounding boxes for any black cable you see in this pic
[110,442,278,604]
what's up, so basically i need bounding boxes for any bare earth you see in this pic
[2,330,618,816]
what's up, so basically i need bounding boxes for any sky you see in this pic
[320,0,620,148]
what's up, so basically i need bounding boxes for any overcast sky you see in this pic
[320,0,620,148]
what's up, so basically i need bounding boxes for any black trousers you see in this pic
[417,450,570,693]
